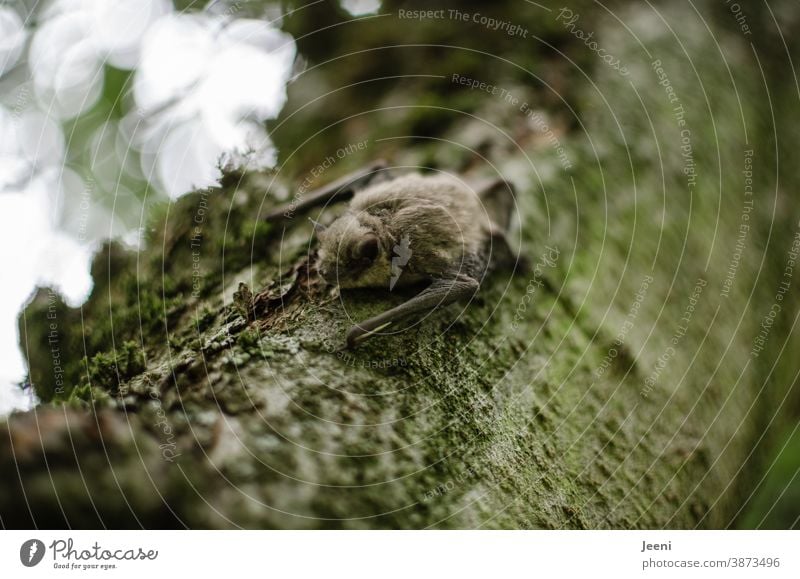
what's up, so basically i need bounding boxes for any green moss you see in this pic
[81,340,146,395]
[237,327,262,353]
[194,306,217,332]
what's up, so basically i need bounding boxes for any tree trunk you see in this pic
[3,0,799,529]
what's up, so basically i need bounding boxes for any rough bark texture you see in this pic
[2,0,799,529]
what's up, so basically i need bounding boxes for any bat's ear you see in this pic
[354,233,380,263]
[308,217,327,237]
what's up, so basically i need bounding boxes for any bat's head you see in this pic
[315,212,392,289]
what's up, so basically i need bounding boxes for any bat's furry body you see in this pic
[317,174,493,290]
[266,162,518,347]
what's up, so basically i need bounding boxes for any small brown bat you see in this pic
[264,160,520,348]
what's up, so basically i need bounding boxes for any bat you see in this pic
[265,160,521,348]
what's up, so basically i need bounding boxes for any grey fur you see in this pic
[266,166,518,347]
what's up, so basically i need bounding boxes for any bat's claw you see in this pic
[345,328,359,349]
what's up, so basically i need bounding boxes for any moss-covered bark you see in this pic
[3,0,799,528]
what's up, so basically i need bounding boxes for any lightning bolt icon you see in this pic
[28,542,38,563]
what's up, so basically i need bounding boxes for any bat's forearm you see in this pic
[346,274,479,347]
[264,159,389,222]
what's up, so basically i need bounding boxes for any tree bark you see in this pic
[3,0,799,529]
